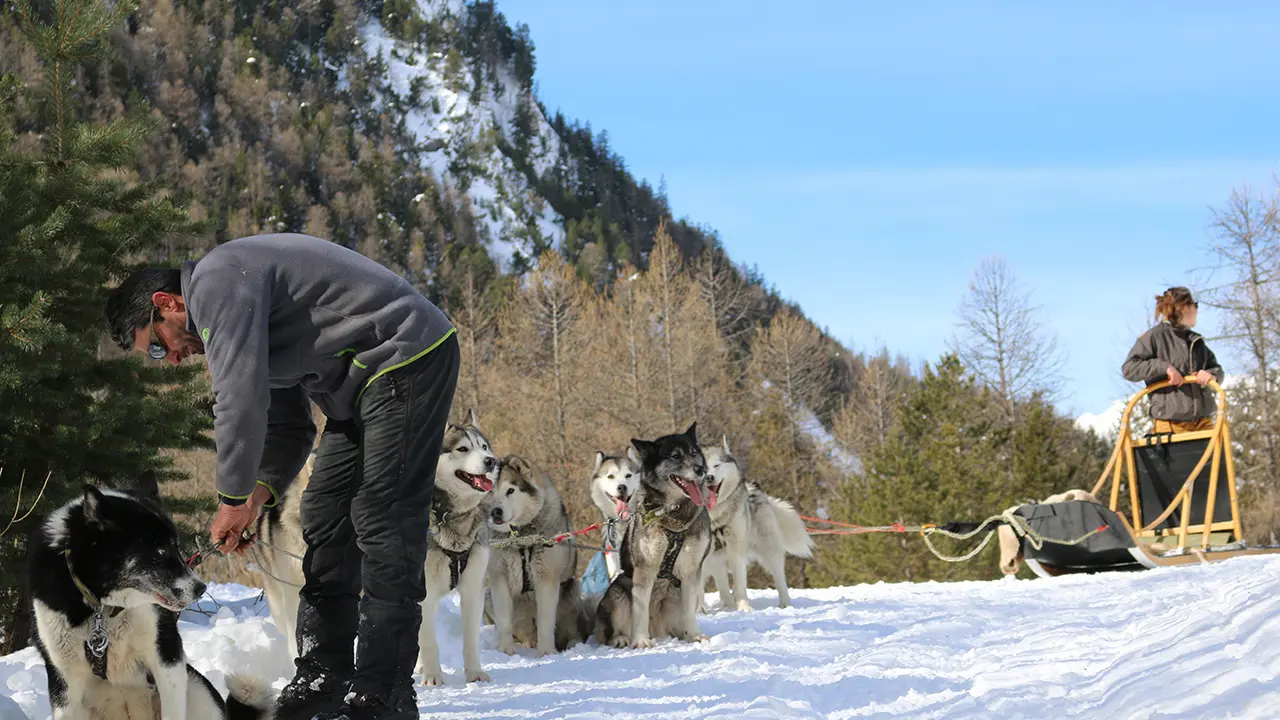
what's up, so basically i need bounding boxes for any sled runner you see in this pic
[1017,376,1280,578]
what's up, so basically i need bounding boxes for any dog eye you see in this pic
[607,474,615,479]
[506,488,515,496]
[482,444,489,451]
[457,446,469,453]
[625,473,632,478]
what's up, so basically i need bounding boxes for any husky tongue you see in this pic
[459,470,493,492]
[614,496,629,518]
[706,486,719,510]
[673,476,704,507]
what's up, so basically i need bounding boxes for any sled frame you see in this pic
[1089,376,1242,552]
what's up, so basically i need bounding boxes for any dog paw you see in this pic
[498,640,521,655]
[609,635,631,649]
[736,600,752,612]
[632,637,655,650]
[466,670,491,683]
[533,646,553,658]
[420,671,447,686]
[692,633,710,643]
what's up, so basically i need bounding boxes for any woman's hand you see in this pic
[1166,365,1184,386]
[1194,369,1213,386]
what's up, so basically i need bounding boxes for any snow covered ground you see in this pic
[6,554,1280,719]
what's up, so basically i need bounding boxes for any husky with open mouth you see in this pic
[589,447,641,579]
[416,409,499,685]
[699,436,815,611]
[594,423,714,649]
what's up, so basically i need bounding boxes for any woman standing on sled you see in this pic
[1122,286,1225,434]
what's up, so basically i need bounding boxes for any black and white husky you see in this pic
[28,486,273,720]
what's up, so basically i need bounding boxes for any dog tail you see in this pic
[225,673,276,720]
[766,495,815,559]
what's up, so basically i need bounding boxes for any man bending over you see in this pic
[106,233,459,720]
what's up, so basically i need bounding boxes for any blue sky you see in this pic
[499,1,1280,419]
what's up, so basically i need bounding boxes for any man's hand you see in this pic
[210,484,272,554]
[1166,366,1184,387]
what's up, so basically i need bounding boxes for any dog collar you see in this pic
[63,549,120,680]
[63,549,101,608]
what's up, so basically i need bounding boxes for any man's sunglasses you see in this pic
[147,307,169,360]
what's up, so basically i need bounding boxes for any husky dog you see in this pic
[484,456,591,656]
[29,486,274,720]
[252,452,313,660]
[700,437,815,611]
[594,423,714,649]
[589,448,642,578]
[255,409,499,687]
[416,410,498,685]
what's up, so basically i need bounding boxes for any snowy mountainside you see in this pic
[359,0,565,271]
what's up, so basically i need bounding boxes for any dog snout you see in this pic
[616,485,629,498]
[490,506,504,523]
[483,456,496,472]
[186,579,206,601]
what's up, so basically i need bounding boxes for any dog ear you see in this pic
[466,407,479,429]
[721,434,731,456]
[625,445,640,465]
[505,455,531,476]
[630,439,655,465]
[683,422,698,443]
[593,451,604,474]
[81,485,107,525]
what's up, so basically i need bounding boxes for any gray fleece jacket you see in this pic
[180,233,455,503]
[1121,320,1224,422]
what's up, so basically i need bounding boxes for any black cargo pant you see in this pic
[294,332,459,708]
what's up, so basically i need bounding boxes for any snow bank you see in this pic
[6,555,1280,718]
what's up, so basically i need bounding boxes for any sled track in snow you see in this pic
[4,555,1280,719]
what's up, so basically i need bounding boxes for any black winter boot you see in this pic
[274,664,348,720]
[311,689,417,720]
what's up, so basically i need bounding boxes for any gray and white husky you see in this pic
[416,410,498,685]
[700,436,815,611]
[594,423,714,649]
[484,455,591,656]
[255,409,498,687]
[589,448,641,578]
[29,486,274,720]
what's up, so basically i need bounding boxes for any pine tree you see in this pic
[0,0,213,651]
[812,355,1007,586]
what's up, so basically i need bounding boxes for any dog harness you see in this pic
[430,505,473,590]
[520,546,535,594]
[63,549,122,680]
[657,527,686,588]
[711,525,727,552]
[505,525,539,594]
[638,504,690,588]
[441,547,469,591]
[603,518,618,550]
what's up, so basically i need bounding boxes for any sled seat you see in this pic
[1015,499,1279,579]
[1015,500,1149,576]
